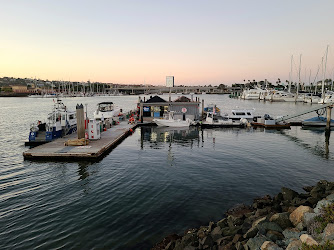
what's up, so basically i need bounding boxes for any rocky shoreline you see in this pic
[152,180,334,250]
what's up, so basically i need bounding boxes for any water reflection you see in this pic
[280,128,332,160]
[139,126,200,147]
[78,162,91,180]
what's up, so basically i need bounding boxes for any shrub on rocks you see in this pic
[313,203,334,234]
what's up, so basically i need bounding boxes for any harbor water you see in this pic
[1,95,334,249]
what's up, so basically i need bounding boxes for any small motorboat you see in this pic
[26,99,77,146]
[201,112,246,128]
[153,111,193,127]
[251,114,290,129]
[302,116,334,127]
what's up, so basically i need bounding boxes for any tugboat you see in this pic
[25,99,77,146]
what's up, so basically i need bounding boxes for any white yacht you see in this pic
[241,88,266,100]
[93,102,121,120]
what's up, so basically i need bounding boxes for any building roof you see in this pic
[174,96,191,102]
[145,95,167,103]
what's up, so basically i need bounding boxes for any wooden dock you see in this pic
[23,122,137,161]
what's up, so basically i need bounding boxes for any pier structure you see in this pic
[276,102,334,126]
[23,122,136,161]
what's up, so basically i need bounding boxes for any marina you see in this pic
[3,1,334,249]
[21,94,333,162]
[1,94,334,249]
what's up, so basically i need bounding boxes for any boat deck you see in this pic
[23,122,137,161]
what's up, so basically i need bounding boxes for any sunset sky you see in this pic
[1,0,334,86]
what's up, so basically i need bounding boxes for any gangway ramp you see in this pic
[276,102,334,122]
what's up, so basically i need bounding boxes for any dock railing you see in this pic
[276,102,334,122]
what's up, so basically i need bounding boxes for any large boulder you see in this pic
[260,241,283,250]
[282,228,303,240]
[199,235,214,249]
[257,222,283,234]
[323,223,334,241]
[270,212,293,230]
[300,234,318,246]
[217,218,228,228]
[289,205,313,226]
[310,181,328,199]
[286,239,302,250]
[253,195,273,209]
[266,230,284,241]
[245,235,268,250]
[281,187,299,201]
[243,217,267,239]
[303,212,317,228]
[211,226,223,241]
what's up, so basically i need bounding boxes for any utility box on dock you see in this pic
[88,119,101,140]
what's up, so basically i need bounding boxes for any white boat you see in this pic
[28,94,43,98]
[93,102,121,120]
[153,112,193,127]
[201,112,246,127]
[27,99,77,145]
[318,92,334,104]
[222,108,255,121]
[265,91,303,102]
[303,93,321,103]
[241,88,266,100]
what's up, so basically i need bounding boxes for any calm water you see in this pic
[1,95,334,249]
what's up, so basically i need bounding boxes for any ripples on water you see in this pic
[0,95,334,249]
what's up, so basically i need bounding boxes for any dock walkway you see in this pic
[23,122,136,161]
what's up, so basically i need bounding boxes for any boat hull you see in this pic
[153,119,191,127]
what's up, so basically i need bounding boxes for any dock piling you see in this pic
[76,104,85,139]
[326,106,332,130]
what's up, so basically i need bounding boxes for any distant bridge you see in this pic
[106,86,240,95]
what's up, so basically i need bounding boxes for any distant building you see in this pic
[166,76,174,87]
[10,85,28,93]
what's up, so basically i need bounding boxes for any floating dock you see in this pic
[23,122,137,161]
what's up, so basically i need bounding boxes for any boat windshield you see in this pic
[98,103,114,112]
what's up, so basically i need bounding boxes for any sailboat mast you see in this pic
[288,55,293,93]
[296,54,301,102]
[321,45,329,101]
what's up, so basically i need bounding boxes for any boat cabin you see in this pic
[229,109,255,120]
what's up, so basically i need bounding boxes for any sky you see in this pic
[1,0,334,86]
